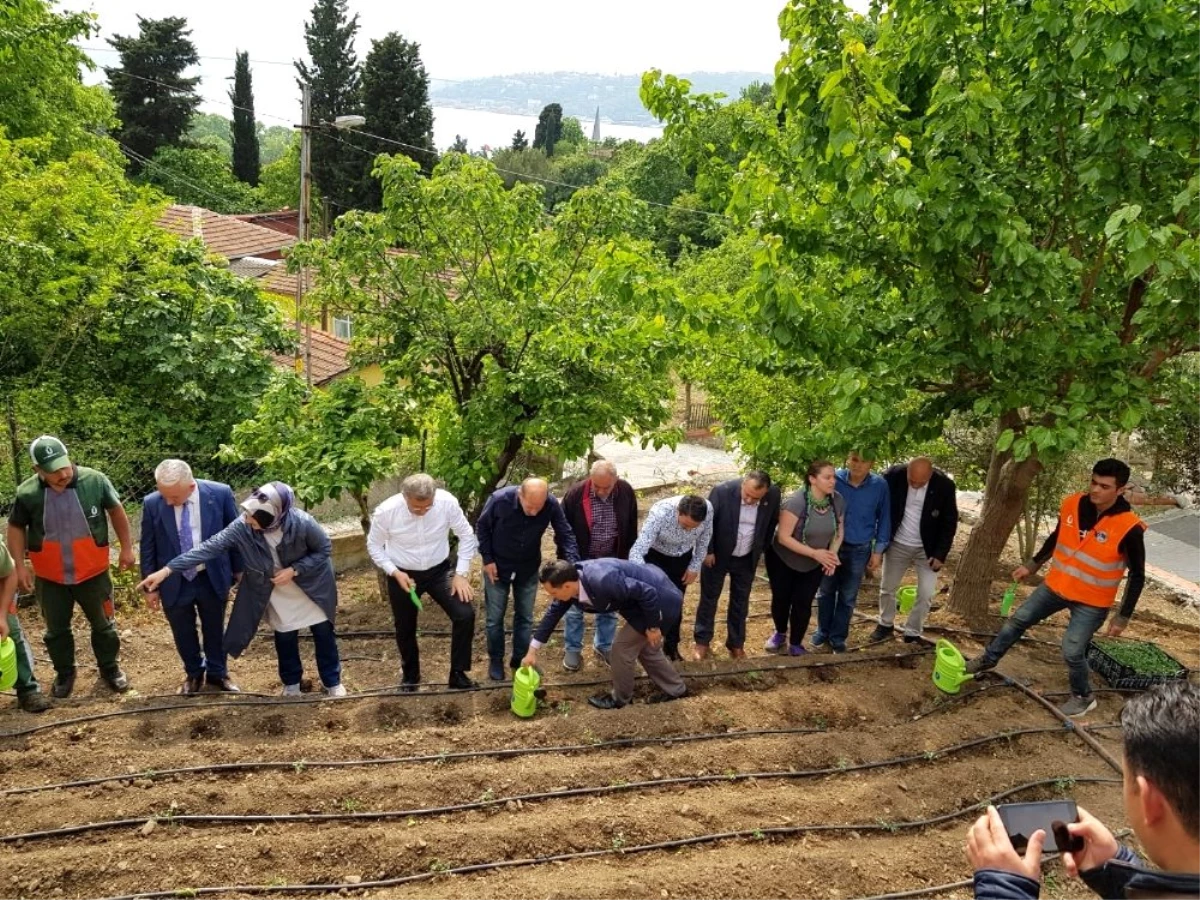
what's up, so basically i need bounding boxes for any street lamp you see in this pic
[294,89,366,387]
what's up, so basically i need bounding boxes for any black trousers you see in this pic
[694,553,755,650]
[386,559,475,683]
[765,546,823,646]
[645,547,691,659]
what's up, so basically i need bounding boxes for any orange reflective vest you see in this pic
[1044,493,1145,608]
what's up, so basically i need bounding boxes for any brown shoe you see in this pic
[178,675,204,695]
[729,647,746,659]
[692,643,711,661]
[17,691,52,713]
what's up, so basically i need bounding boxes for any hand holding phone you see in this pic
[997,801,1085,853]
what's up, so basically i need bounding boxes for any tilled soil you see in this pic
[2,521,1196,900]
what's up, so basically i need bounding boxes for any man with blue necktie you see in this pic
[140,459,242,694]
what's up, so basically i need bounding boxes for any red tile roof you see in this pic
[158,205,294,260]
[273,328,353,386]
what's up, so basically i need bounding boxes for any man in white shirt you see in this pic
[367,473,479,690]
[872,457,959,643]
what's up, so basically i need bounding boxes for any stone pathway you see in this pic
[569,435,742,491]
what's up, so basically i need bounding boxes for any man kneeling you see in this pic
[523,559,688,709]
[966,681,1198,899]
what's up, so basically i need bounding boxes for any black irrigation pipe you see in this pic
[851,880,973,900]
[0,646,934,739]
[849,610,1062,648]
[1,726,1121,845]
[88,776,1122,900]
[999,674,1124,774]
[0,725,826,796]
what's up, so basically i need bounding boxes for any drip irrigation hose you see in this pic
[86,776,1121,900]
[0,646,934,740]
[849,610,1062,648]
[851,880,973,900]
[999,674,1124,774]
[1,728,1119,844]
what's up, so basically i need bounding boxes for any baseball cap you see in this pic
[30,435,71,472]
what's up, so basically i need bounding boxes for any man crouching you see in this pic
[523,559,688,709]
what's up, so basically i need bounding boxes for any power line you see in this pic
[99,68,728,221]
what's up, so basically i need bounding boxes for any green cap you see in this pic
[30,435,70,472]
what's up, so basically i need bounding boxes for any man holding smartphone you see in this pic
[966,681,1199,898]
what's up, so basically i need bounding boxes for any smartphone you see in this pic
[996,801,1084,853]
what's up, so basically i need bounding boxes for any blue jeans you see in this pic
[980,583,1109,698]
[564,604,618,654]
[274,620,341,688]
[484,570,538,666]
[162,578,228,679]
[813,543,872,651]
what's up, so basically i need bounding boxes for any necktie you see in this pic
[179,500,198,581]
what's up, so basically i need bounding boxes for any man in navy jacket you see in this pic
[967,681,1198,899]
[522,558,687,709]
[140,459,241,694]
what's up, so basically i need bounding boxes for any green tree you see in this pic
[558,116,586,150]
[450,134,469,154]
[258,124,294,166]
[140,145,259,213]
[106,16,201,171]
[188,112,233,156]
[360,32,435,202]
[1137,355,1199,492]
[532,102,564,156]
[644,0,1200,615]
[543,154,609,210]
[511,129,528,151]
[0,135,290,496]
[295,0,365,210]
[488,146,558,193]
[229,50,260,186]
[257,134,301,210]
[290,153,678,518]
[0,0,118,164]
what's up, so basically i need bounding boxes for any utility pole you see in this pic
[296,83,313,389]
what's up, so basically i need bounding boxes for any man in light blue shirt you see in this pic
[812,452,891,653]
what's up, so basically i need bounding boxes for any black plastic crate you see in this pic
[1087,637,1189,691]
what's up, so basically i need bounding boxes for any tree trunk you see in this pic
[468,432,526,523]
[356,490,389,603]
[949,451,1043,618]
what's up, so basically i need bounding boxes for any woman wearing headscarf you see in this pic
[139,482,345,696]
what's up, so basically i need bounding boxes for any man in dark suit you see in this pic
[871,457,959,642]
[140,459,241,694]
[522,558,687,709]
[559,460,639,671]
[693,471,780,660]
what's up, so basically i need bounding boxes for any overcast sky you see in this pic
[77,0,827,123]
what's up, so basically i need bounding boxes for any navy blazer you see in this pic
[140,480,240,608]
[704,478,781,567]
[532,558,684,644]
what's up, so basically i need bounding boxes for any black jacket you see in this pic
[974,843,1200,899]
[561,477,639,560]
[884,464,959,563]
[704,478,781,567]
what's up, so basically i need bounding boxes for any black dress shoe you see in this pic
[178,675,204,695]
[647,688,688,704]
[51,670,76,699]
[448,671,476,690]
[207,676,241,692]
[399,679,420,693]
[587,692,626,710]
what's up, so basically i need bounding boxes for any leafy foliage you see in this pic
[289,153,678,517]
[229,51,260,186]
[139,145,260,213]
[360,31,435,203]
[511,130,528,151]
[106,16,201,171]
[643,0,1199,613]
[532,103,564,156]
[0,0,118,164]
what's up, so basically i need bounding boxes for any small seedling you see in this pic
[428,859,451,874]
[555,700,573,718]
[582,727,601,746]
[876,818,900,833]
[341,797,363,812]
[725,768,738,779]
[811,714,828,731]
[292,761,307,774]
[923,750,938,761]
[609,778,629,788]
[752,828,765,840]
[478,788,496,803]
[611,832,626,850]
[1055,776,1077,792]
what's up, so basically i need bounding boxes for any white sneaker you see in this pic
[280,683,302,696]
[324,683,347,698]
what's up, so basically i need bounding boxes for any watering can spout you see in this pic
[932,638,974,694]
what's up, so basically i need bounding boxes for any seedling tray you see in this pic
[1087,637,1188,691]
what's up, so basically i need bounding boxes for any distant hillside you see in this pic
[429,71,772,127]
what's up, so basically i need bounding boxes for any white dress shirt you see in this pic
[367,488,478,577]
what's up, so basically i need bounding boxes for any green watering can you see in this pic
[511,665,542,718]
[0,637,17,692]
[897,585,918,614]
[932,638,974,694]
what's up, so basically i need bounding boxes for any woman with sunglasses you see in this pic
[139,482,345,696]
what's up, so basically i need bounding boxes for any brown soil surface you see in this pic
[2,495,1196,900]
